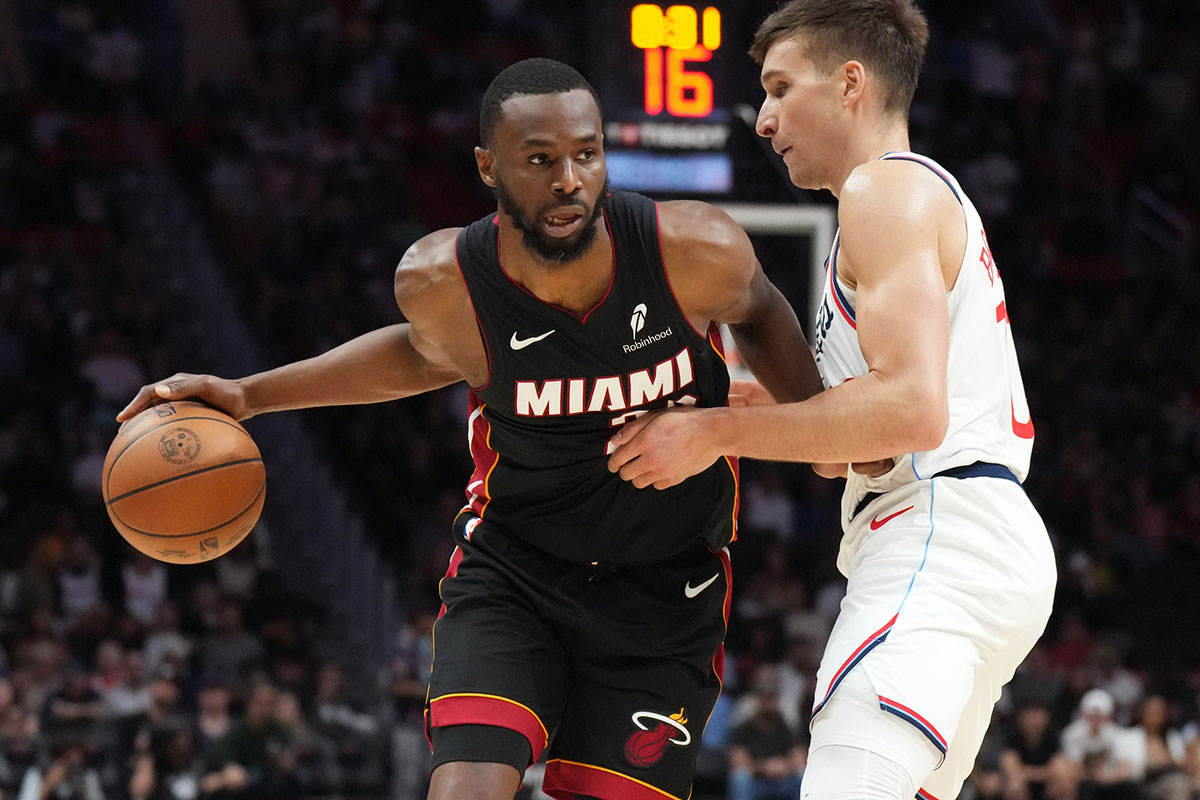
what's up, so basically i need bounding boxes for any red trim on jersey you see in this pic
[829,242,857,329]
[424,544,467,750]
[714,547,733,683]
[707,322,726,359]
[655,201,708,339]
[1011,399,1035,440]
[543,759,686,800]
[427,693,550,762]
[917,788,942,800]
[454,229,493,391]
[435,546,464,621]
[578,208,618,324]
[465,394,500,516]
[723,455,740,544]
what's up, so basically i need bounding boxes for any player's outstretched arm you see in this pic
[116,323,462,422]
[610,165,951,487]
[118,230,472,423]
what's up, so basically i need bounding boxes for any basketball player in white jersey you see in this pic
[607,1,1057,797]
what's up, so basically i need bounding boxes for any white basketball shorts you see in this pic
[809,473,1057,799]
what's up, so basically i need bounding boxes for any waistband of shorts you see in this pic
[852,461,1021,519]
[451,508,715,575]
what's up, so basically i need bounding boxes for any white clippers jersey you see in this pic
[812,152,1035,522]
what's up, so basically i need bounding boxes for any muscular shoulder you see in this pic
[393,228,465,319]
[656,200,756,320]
[839,159,948,228]
[837,160,954,285]
[656,199,752,259]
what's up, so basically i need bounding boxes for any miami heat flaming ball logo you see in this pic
[623,708,691,767]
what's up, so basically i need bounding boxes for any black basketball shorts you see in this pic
[424,511,732,800]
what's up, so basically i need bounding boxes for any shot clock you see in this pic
[588,2,747,196]
[631,4,722,117]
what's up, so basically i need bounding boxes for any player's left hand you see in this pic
[607,407,719,490]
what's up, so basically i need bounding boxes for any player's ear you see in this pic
[841,60,866,108]
[475,146,497,187]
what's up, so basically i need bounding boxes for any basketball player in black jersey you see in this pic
[119,58,825,800]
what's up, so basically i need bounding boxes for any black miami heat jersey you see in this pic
[454,191,738,565]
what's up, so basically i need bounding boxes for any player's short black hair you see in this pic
[479,58,600,147]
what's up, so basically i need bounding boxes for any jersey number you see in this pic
[985,230,1034,440]
[995,298,1035,440]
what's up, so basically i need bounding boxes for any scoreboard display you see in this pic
[588,2,750,196]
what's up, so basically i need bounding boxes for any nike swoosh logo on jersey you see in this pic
[510,330,556,350]
[684,573,720,598]
[869,505,915,531]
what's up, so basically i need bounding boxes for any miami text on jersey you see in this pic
[516,347,697,418]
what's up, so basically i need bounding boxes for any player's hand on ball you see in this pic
[117,373,248,423]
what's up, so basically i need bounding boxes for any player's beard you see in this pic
[495,177,610,265]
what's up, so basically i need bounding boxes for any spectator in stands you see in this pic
[964,726,1007,800]
[389,607,434,800]
[192,678,233,766]
[56,529,111,644]
[119,552,169,630]
[741,467,798,544]
[101,648,151,721]
[1060,688,1138,799]
[1089,643,1144,725]
[141,602,192,682]
[775,635,817,737]
[0,675,40,796]
[212,539,261,603]
[184,581,222,637]
[312,660,381,785]
[1128,694,1189,800]
[89,639,124,698]
[196,597,263,691]
[726,665,806,800]
[128,721,203,800]
[274,687,338,796]
[1186,735,1200,800]
[120,674,185,755]
[1180,690,1200,743]
[1002,700,1074,800]
[20,732,106,800]
[41,665,104,757]
[8,614,68,719]
[200,680,298,800]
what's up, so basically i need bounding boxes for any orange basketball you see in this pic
[102,400,266,565]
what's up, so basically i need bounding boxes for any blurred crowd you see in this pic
[1,0,1198,799]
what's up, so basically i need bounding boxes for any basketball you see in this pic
[102,400,266,565]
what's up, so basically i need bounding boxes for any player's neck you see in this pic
[830,122,910,198]
[498,224,615,316]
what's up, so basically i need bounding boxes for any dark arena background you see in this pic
[1,1,1198,798]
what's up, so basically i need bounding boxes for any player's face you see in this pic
[484,89,609,264]
[755,35,846,191]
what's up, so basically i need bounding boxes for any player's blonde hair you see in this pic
[749,0,929,117]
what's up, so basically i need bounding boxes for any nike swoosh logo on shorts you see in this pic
[510,330,556,350]
[684,573,720,598]
[869,505,915,531]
